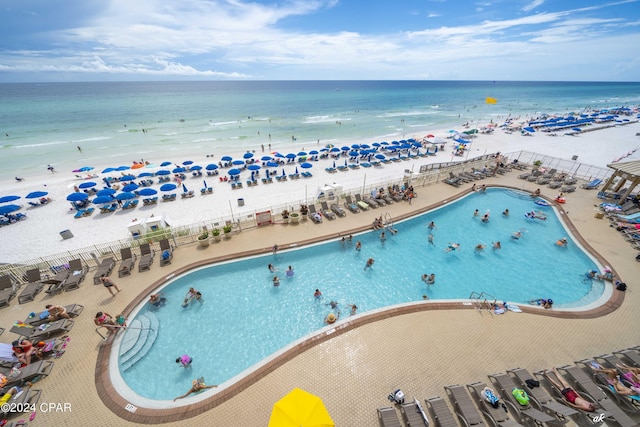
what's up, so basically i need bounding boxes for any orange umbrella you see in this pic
[131,163,145,169]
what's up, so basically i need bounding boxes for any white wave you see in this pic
[192,138,218,143]
[210,121,238,126]
[377,110,438,118]
[13,140,69,149]
[71,136,112,143]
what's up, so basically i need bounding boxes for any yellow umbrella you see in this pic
[268,388,335,427]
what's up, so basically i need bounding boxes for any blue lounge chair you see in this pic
[580,179,602,190]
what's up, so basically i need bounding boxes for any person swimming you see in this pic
[556,237,568,247]
[444,243,460,252]
[421,273,435,285]
[511,231,522,240]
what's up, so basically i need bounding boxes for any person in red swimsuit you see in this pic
[544,368,597,411]
[12,339,35,366]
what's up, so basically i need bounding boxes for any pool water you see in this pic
[118,188,604,400]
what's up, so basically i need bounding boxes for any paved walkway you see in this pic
[2,170,639,427]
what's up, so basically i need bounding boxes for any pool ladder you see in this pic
[382,212,397,233]
[469,291,497,316]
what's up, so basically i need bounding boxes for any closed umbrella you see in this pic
[160,183,177,192]
[182,183,189,193]
[25,191,48,199]
[282,169,286,177]
[0,195,21,203]
[139,188,157,196]
[78,181,96,189]
[67,193,89,202]
[0,204,21,215]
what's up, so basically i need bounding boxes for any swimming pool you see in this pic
[115,188,604,401]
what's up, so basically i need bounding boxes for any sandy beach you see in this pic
[1,120,640,264]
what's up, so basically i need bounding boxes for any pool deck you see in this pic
[3,170,639,427]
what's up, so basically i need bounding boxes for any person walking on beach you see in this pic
[100,275,121,296]
[47,164,56,174]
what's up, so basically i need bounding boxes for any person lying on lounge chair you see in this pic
[12,339,36,366]
[173,377,217,401]
[544,368,597,411]
[46,304,71,321]
[617,363,640,393]
[591,364,640,396]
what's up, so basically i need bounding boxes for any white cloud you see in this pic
[522,0,544,13]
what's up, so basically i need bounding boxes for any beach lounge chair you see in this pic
[62,259,87,292]
[425,396,459,427]
[388,188,404,202]
[444,384,486,427]
[10,318,74,341]
[92,257,115,285]
[138,243,155,272]
[362,194,380,208]
[354,194,370,210]
[466,382,523,426]
[444,176,462,187]
[0,359,54,388]
[576,358,640,413]
[377,406,402,427]
[614,349,640,368]
[580,179,603,190]
[557,364,637,427]
[307,204,323,224]
[118,248,137,277]
[399,399,430,426]
[0,275,17,309]
[0,386,42,417]
[488,372,556,426]
[320,202,336,220]
[330,203,347,217]
[159,238,173,266]
[26,303,84,327]
[44,268,70,295]
[507,367,577,423]
[344,195,360,213]
[17,268,44,304]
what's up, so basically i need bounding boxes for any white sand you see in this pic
[2,121,639,264]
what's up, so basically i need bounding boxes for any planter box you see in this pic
[290,213,300,224]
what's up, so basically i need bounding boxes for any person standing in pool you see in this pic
[365,258,374,270]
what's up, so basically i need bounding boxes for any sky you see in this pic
[1,0,639,82]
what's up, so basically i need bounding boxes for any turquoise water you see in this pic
[2,80,639,180]
[118,188,603,400]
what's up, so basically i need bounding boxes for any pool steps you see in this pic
[119,311,160,371]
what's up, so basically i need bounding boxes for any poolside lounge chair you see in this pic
[25,303,84,327]
[425,396,459,427]
[354,194,370,210]
[0,387,41,417]
[0,275,17,309]
[577,358,640,413]
[0,359,54,388]
[466,382,523,426]
[62,259,88,292]
[159,238,173,266]
[362,194,380,208]
[92,257,116,284]
[10,318,74,341]
[388,187,404,202]
[330,202,347,217]
[320,202,336,220]
[43,267,70,295]
[560,185,576,193]
[399,399,430,426]
[307,204,323,224]
[581,179,603,190]
[488,372,556,426]
[17,268,44,304]
[557,364,637,427]
[118,248,137,277]
[344,195,360,213]
[138,243,155,272]
[377,406,402,427]
[507,367,577,423]
[444,384,486,426]
[614,348,640,368]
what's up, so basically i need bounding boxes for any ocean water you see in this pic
[1,80,639,180]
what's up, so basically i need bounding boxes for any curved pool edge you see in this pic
[94,185,626,424]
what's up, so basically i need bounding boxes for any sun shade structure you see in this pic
[268,388,334,427]
[602,159,640,201]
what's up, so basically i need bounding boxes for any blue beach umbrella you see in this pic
[116,166,130,171]
[248,164,261,171]
[172,167,185,173]
[297,151,307,156]
[348,151,359,157]
[79,166,94,172]
[375,154,386,160]
[78,181,96,189]
[523,127,536,133]
[123,183,139,192]
[182,183,189,193]
[190,165,202,171]
[160,183,177,192]
[67,193,88,202]
[0,204,21,215]
[231,160,245,166]
[0,195,21,203]
[260,156,272,161]
[266,161,279,168]
[25,191,48,199]
[300,162,313,169]
[330,147,340,153]
[243,152,254,159]
[572,128,582,132]
[160,161,172,167]
[183,160,194,165]
[92,196,114,204]
[341,146,350,151]
[274,153,285,158]
[309,150,318,155]
[139,188,157,196]
[138,172,153,178]
[228,169,241,176]
[119,175,136,181]
[155,170,170,176]
[116,192,136,201]
[102,167,116,174]
[96,188,116,197]
[221,156,233,162]
[206,164,219,171]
